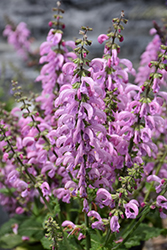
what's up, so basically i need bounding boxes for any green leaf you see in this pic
[0,234,22,249]
[161,228,167,236]
[89,233,104,250]
[40,236,52,250]
[0,187,16,196]
[18,218,44,240]
[124,223,162,249]
[124,236,142,248]
[15,242,45,250]
[0,215,27,237]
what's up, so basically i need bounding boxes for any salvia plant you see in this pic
[1,1,167,250]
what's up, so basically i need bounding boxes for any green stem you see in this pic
[104,227,111,247]
[104,228,117,248]
[85,213,91,250]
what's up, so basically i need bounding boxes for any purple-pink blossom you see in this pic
[110,216,120,232]
[124,200,139,219]
[98,34,109,44]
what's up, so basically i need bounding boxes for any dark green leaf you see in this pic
[0,187,16,196]
[124,223,162,249]
[40,236,52,250]
[0,215,27,237]
[18,218,44,240]
[0,234,22,248]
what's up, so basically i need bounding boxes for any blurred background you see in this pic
[0,0,167,249]
[0,0,167,98]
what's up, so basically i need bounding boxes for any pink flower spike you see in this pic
[98,34,109,44]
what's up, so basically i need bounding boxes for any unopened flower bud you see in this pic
[83,52,87,58]
[109,212,113,217]
[141,202,145,207]
[119,36,124,42]
[22,236,30,241]
[119,192,122,198]
[20,154,23,159]
[161,179,165,184]
[48,21,53,27]
[148,62,152,68]
[116,47,120,54]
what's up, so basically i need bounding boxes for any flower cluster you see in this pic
[1,3,167,250]
[3,21,31,59]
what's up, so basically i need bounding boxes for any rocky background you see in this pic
[0,0,167,97]
[0,0,167,249]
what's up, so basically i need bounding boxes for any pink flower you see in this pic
[110,216,120,232]
[156,195,167,209]
[55,188,71,203]
[16,207,24,214]
[87,211,105,231]
[62,220,76,229]
[124,200,139,219]
[12,223,18,234]
[97,34,109,44]
[147,175,164,193]
[47,29,62,46]
[96,188,112,208]
[2,152,9,162]
[22,137,35,147]
[87,210,101,221]
[40,182,51,197]
[22,236,30,241]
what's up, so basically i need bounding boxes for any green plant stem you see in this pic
[144,146,167,203]
[104,227,111,247]
[85,213,91,250]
